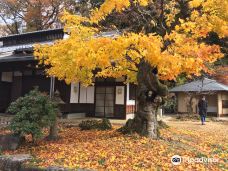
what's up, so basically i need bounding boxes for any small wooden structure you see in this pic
[170,78,228,117]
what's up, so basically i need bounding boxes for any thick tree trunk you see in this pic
[48,90,63,141]
[134,95,164,139]
[136,61,168,138]
[47,117,58,140]
[135,102,159,138]
[119,61,168,139]
[146,104,158,138]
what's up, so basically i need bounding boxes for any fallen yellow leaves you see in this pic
[3,124,227,171]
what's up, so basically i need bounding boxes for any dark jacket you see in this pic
[198,99,208,116]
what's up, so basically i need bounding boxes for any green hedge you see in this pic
[79,118,112,130]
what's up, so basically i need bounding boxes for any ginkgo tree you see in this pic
[35,0,227,139]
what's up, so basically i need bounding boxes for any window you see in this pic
[1,72,13,82]
[129,83,137,100]
[222,100,228,108]
[79,86,95,103]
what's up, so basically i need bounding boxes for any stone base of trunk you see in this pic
[119,118,169,139]
[118,115,158,139]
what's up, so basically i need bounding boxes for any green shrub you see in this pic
[79,120,99,130]
[7,88,59,142]
[99,118,112,130]
[163,97,177,114]
[79,118,112,130]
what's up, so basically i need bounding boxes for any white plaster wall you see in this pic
[126,83,135,105]
[71,84,94,104]
[80,86,87,103]
[177,93,198,113]
[126,113,135,120]
[70,83,79,103]
[178,93,220,114]
[115,86,125,105]
[86,86,95,103]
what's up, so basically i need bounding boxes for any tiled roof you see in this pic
[170,78,228,92]
[0,41,53,62]
[0,29,120,63]
[0,28,63,40]
[0,41,53,54]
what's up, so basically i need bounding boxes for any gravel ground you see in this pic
[163,116,228,140]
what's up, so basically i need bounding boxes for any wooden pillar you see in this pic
[50,76,55,99]
[217,93,222,117]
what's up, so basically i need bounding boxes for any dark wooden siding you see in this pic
[22,75,50,95]
[55,80,71,104]
[0,82,11,112]
[0,61,128,119]
[69,104,94,116]
[11,76,22,102]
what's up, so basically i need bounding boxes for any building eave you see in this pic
[0,55,34,63]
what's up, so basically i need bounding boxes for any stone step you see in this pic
[66,113,86,119]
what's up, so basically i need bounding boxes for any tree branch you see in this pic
[0,14,15,34]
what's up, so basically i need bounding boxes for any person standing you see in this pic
[198,96,208,125]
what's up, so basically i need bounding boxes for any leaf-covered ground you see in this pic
[3,120,228,171]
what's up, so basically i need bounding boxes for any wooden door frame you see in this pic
[94,85,116,118]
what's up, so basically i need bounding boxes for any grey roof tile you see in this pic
[169,78,228,92]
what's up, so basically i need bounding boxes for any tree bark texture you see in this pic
[120,61,168,139]
[47,91,63,141]
[48,118,58,140]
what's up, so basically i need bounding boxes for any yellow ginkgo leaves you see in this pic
[34,0,226,85]
[3,125,227,170]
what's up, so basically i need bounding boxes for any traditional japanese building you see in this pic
[170,78,228,117]
[0,29,136,119]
